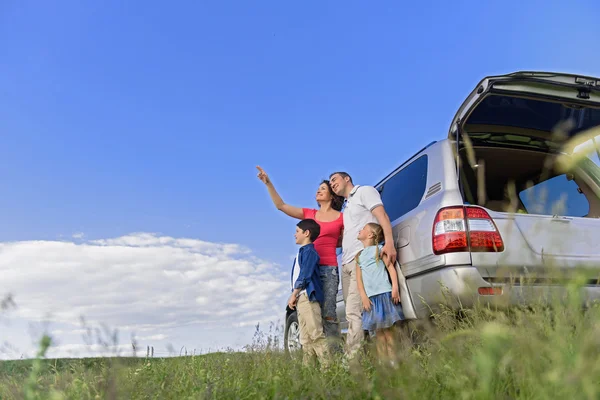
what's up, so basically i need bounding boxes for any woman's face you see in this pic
[316,183,332,203]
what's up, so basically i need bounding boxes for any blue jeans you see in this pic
[319,266,340,339]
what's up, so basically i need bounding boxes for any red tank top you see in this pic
[302,208,344,267]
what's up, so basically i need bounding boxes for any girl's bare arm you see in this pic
[356,261,372,311]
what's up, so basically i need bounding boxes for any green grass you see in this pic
[3,279,600,400]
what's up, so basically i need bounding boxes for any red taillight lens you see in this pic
[465,207,490,219]
[478,287,503,296]
[466,207,504,252]
[433,206,504,255]
[433,232,468,254]
[470,232,504,252]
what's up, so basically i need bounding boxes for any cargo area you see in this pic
[453,91,600,271]
[458,145,600,219]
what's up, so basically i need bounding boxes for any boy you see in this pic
[288,219,330,368]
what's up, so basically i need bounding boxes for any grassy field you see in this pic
[2,277,600,400]
[2,111,598,399]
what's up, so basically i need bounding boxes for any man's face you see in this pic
[329,174,349,196]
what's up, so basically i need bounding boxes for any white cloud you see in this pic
[0,233,288,359]
[138,334,168,341]
[72,232,85,239]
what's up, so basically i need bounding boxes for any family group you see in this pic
[257,167,407,367]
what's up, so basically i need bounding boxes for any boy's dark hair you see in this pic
[297,219,321,242]
[329,171,353,184]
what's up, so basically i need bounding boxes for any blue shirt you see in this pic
[290,243,324,303]
[357,245,392,298]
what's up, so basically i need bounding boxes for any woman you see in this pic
[256,165,344,343]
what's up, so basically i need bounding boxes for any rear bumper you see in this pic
[407,266,600,319]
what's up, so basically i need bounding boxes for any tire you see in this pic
[284,311,301,353]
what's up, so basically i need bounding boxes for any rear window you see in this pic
[378,155,428,222]
[518,175,590,217]
[466,95,600,136]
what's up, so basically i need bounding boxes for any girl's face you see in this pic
[357,225,373,241]
[315,183,332,203]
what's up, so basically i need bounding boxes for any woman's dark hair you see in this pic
[319,180,345,211]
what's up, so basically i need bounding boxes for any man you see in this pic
[329,171,397,358]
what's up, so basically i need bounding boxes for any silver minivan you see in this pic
[285,71,600,351]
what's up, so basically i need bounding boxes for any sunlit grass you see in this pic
[2,280,600,399]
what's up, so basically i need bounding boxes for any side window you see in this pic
[518,175,590,217]
[378,155,428,222]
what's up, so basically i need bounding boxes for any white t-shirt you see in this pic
[341,185,383,265]
[291,250,307,296]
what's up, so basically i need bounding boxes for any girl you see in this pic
[256,166,344,343]
[355,222,404,364]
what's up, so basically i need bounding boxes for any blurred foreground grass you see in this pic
[2,276,600,400]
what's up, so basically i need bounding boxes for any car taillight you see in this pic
[433,206,504,255]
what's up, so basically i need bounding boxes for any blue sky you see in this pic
[1,1,599,358]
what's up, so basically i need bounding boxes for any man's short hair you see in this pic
[297,219,320,242]
[329,171,353,184]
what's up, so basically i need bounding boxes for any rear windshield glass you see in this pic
[518,133,600,217]
[466,95,600,136]
[518,175,590,217]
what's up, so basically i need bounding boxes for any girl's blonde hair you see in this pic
[355,222,384,264]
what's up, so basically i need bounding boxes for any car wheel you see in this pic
[284,312,301,353]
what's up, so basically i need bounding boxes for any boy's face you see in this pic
[295,227,309,245]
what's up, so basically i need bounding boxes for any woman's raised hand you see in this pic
[257,165,303,219]
[256,166,270,184]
